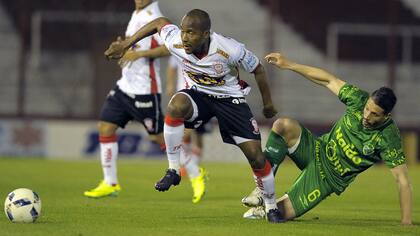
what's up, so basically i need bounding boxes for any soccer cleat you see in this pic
[243,206,266,220]
[241,187,264,207]
[191,168,208,203]
[266,208,285,223]
[84,180,121,198]
[155,169,181,192]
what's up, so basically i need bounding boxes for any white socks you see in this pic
[252,160,277,211]
[163,117,185,173]
[99,135,118,186]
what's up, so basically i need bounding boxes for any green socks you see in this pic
[264,131,288,176]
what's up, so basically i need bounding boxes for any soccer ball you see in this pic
[4,188,42,223]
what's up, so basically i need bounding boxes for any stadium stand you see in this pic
[256,0,420,62]
[0,0,419,127]
[0,4,20,114]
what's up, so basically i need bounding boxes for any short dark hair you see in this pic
[185,9,211,31]
[371,87,397,114]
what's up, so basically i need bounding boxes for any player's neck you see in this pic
[193,38,210,59]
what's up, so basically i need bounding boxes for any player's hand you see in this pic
[263,103,277,118]
[265,53,291,69]
[118,49,141,67]
[104,36,127,60]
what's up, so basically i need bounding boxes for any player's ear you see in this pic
[203,30,210,38]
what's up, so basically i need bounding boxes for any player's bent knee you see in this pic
[98,121,118,136]
[272,118,300,140]
[167,93,193,118]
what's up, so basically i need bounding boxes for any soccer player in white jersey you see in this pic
[84,0,169,198]
[105,9,284,223]
[167,55,209,203]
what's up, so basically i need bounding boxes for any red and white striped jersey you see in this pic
[117,1,164,95]
[160,24,260,97]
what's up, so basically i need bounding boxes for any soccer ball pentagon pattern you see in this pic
[4,188,42,223]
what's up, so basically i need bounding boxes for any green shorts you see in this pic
[286,125,334,217]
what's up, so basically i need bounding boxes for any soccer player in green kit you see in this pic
[242,52,413,225]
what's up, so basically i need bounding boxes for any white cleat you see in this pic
[241,187,264,207]
[243,206,266,220]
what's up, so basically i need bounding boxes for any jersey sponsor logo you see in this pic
[135,101,153,108]
[315,140,327,179]
[266,146,280,153]
[325,139,351,177]
[335,126,362,165]
[232,98,246,104]
[239,50,258,70]
[212,61,225,74]
[173,44,183,49]
[216,49,229,59]
[186,71,225,86]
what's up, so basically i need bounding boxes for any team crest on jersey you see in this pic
[362,143,374,156]
[143,118,154,132]
[212,61,225,74]
[250,118,260,135]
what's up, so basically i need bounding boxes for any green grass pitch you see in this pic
[0,158,418,236]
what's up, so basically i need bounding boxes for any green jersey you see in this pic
[319,84,405,194]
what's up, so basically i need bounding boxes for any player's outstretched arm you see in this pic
[165,63,178,97]
[390,164,413,226]
[105,17,172,59]
[253,64,277,118]
[119,46,170,67]
[265,52,345,96]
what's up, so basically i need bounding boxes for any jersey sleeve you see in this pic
[159,24,180,51]
[230,43,260,73]
[379,127,406,168]
[338,83,369,110]
[152,33,164,46]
